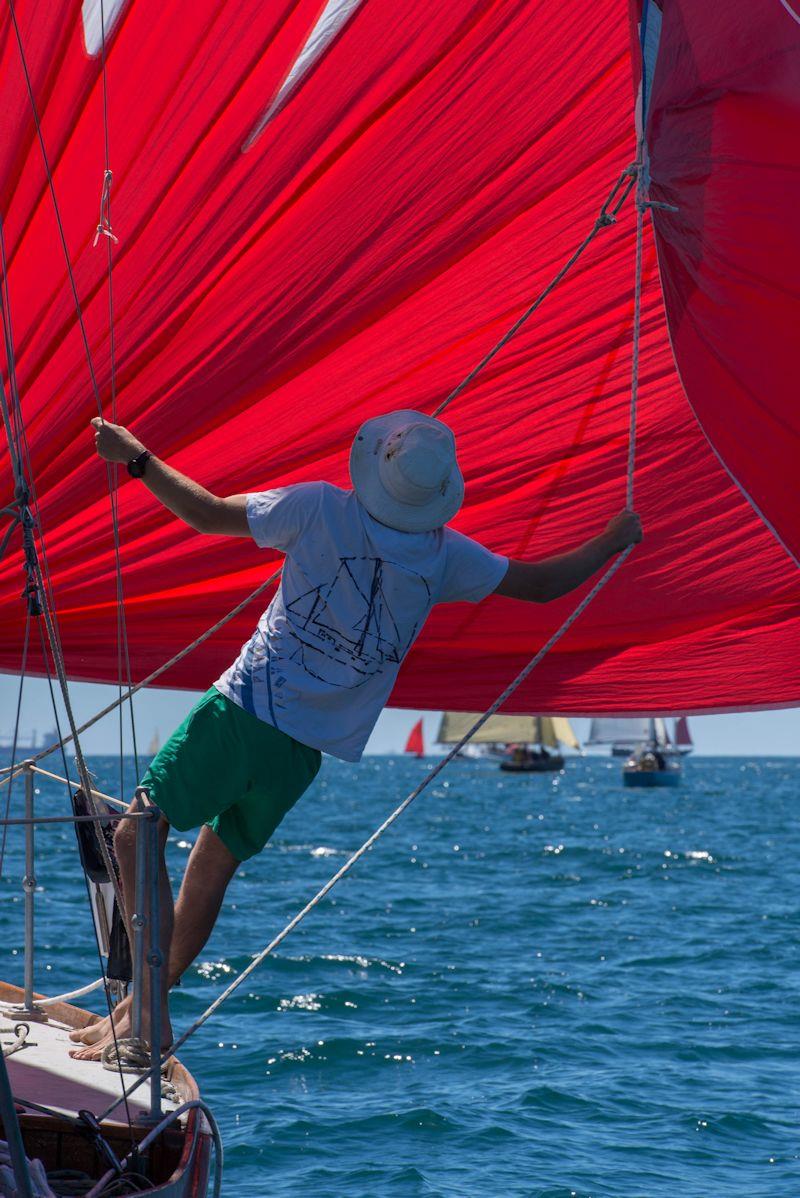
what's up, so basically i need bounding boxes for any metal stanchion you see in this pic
[0,1045,34,1198]
[130,787,149,1046]
[146,802,163,1124]
[21,761,39,1017]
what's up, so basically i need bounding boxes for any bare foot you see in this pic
[69,993,132,1045]
[69,1008,132,1061]
[68,1007,173,1062]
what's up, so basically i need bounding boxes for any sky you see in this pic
[2,673,798,758]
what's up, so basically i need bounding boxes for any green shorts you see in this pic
[140,688,321,862]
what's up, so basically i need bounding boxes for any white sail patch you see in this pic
[82,0,127,56]
[587,717,652,746]
[243,0,364,150]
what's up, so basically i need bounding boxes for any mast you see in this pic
[536,718,560,750]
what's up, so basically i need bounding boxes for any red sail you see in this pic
[0,2,798,714]
[405,719,424,758]
[645,0,800,565]
[674,717,692,748]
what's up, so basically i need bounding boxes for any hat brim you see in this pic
[349,409,465,533]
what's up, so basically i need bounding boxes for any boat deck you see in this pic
[2,1013,179,1125]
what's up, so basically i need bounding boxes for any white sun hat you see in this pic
[349,409,465,533]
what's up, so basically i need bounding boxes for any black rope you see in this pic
[35,617,137,1142]
[0,217,32,879]
[6,0,141,780]
[0,145,135,1148]
[0,607,30,879]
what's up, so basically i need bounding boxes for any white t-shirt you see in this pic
[215,483,508,761]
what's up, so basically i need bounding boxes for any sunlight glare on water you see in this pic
[1,755,798,1197]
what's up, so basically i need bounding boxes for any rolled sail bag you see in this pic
[72,789,132,983]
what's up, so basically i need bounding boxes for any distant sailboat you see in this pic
[588,716,693,758]
[437,713,580,772]
[587,717,652,757]
[148,729,161,756]
[405,718,424,758]
[623,718,681,787]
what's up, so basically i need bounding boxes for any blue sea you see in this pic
[2,755,799,1197]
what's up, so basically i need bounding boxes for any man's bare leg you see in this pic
[170,824,241,975]
[70,825,239,1048]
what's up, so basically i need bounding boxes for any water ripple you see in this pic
[3,755,799,1197]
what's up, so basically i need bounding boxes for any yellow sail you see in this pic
[549,717,580,750]
[436,712,580,749]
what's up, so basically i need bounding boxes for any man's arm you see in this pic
[91,418,250,536]
[494,510,642,603]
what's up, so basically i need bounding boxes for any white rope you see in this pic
[155,551,635,1046]
[628,149,645,508]
[434,165,636,418]
[0,977,105,1010]
[100,554,637,1120]
[11,171,636,777]
[17,570,281,770]
[0,765,127,811]
[99,161,648,1121]
[19,170,637,778]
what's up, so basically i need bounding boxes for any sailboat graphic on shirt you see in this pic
[283,555,431,689]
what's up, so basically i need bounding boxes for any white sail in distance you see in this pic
[587,718,652,746]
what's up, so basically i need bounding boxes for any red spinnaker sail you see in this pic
[0,2,798,714]
[405,719,424,758]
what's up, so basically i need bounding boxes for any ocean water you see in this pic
[1,754,799,1197]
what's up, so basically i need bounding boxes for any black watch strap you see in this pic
[127,449,152,479]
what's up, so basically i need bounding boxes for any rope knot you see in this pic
[93,168,118,248]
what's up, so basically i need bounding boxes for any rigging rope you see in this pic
[99,160,648,1120]
[13,165,639,772]
[0,13,137,1121]
[94,2,140,801]
[20,571,281,768]
[95,0,141,787]
[434,165,636,417]
[0,607,30,880]
[6,0,141,782]
[33,616,137,1139]
[0,976,105,1010]
[21,520,128,917]
[628,155,645,509]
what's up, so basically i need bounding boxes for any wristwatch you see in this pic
[127,449,152,478]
